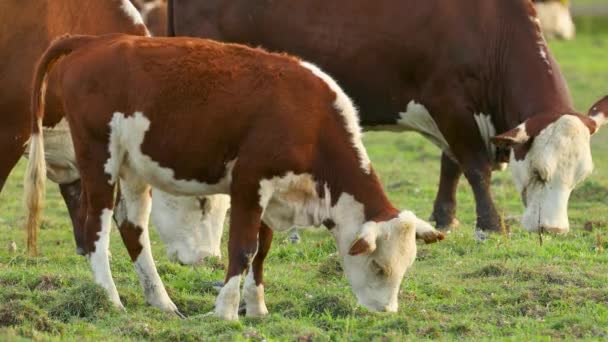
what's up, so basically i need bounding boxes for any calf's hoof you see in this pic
[417,230,446,244]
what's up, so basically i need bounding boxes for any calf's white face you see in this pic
[494,115,594,234]
[335,211,418,312]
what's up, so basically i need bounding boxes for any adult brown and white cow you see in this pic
[168,0,604,237]
[533,0,576,40]
[26,34,439,319]
[0,0,147,254]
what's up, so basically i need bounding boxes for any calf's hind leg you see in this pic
[215,188,263,321]
[118,171,182,316]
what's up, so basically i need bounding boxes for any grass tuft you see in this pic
[0,300,63,333]
[48,282,116,322]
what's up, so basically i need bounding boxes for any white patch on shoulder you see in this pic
[299,61,371,174]
[104,112,235,196]
[397,100,453,158]
[258,173,331,231]
[120,0,145,25]
[89,208,123,308]
[215,275,241,321]
[243,269,268,317]
[473,113,507,170]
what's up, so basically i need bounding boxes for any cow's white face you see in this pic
[334,211,418,312]
[494,115,594,234]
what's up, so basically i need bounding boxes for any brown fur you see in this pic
[166,0,594,232]
[0,0,147,255]
[27,34,400,288]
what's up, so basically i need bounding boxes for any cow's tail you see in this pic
[25,34,96,256]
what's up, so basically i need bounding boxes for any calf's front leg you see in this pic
[243,222,273,317]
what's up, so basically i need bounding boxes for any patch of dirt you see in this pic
[305,294,353,318]
[33,275,61,291]
[317,254,343,280]
[48,282,115,322]
[463,263,509,278]
[0,300,63,333]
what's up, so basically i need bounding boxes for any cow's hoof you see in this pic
[429,214,460,231]
[215,308,239,321]
[289,232,301,244]
[417,230,446,244]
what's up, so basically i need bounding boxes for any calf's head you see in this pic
[334,210,419,312]
[492,112,604,234]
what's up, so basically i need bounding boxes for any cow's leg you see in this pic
[243,222,273,317]
[199,194,230,258]
[118,172,181,316]
[215,194,262,321]
[430,153,462,230]
[82,184,122,308]
[58,179,86,254]
[0,132,27,192]
[461,157,503,235]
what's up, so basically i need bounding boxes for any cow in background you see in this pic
[167,0,604,239]
[131,0,168,36]
[534,0,576,40]
[0,0,147,254]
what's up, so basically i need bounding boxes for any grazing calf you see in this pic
[26,34,439,319]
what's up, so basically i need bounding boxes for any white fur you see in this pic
[299,61,371,174]
[119,170,179,313]
[151,191,230,264]
[259,173,331,231]
[104,112,235,195]
[215,275,241,321]
[510,115,593,233]
[474,113,507,171]
[397,100,453,159]
[89,208,123,308]
[120,0,145,25]
[591,111,607,131]
[535,2,575,40]
[23,118,79,184]
[243,270,268,317]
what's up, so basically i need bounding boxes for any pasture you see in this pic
[1,18,607,341]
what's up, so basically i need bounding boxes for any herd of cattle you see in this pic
[1,0,605,321]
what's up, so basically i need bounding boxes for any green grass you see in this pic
[1,23,608,341]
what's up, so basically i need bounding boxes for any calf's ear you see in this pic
[348,222,378,256]
[588,95,608,135]
[491,123,530,148]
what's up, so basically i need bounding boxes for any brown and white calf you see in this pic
[168,0,604,237]
[26,34,438,319]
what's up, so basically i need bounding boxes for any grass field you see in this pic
[1,21,608,342]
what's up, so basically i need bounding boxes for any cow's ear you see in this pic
[348,222,378,256]
[588,96,608,135]
[491,123,530,148]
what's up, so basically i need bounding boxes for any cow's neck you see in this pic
[491,3,574,134]
[314,144,398,226]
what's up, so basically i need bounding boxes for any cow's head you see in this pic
[492,112,602,233]
[534,0,575,40]
[334,210,418,312]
